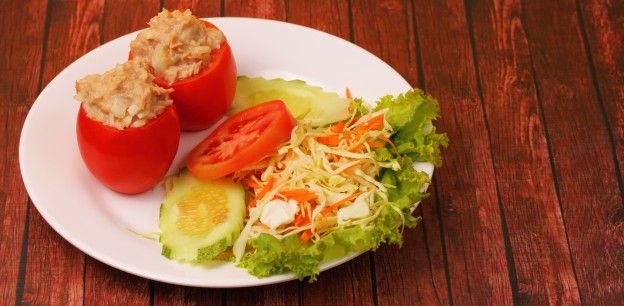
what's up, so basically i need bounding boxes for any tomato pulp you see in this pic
[153,21,237,131]
[186,100,297,180]
[76,105,180,194]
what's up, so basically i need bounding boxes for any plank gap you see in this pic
[462,0,521,302]
[14,202,31,306]
[518,0,584,303]
[574,0,624,206]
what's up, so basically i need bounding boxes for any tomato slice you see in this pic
[186,100,296,180]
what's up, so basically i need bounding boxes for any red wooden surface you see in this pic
[2,0,623,305]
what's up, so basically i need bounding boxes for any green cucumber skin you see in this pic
[158,171,246,263]
[231,76,350,126]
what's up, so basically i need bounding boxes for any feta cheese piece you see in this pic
[337,193,370,225]
[413,161,434,192]
[260,199,299,229]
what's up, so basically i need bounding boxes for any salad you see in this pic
[158,77,448,281]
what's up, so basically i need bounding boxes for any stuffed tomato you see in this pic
[130,9,237,131]
[75,61,180,194]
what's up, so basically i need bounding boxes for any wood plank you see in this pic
[163,0,221,17]
[19,0,102,304]
[412,0,514,304]
[153,1,225,305]
[79,1,160,304]
[350,0,450,305]
[153,282,222,306]
[466,0,582,304]
[101,0,161,44]
[579,0,624,215]
[227,282,300,306]
[287,1,378,305]
[224,0,285,19]
[521,0,624,303]
[0,0,47,303]
[286,0,350,40]
[84,257,150,306]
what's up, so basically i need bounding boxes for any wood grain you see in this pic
[224,0,286,20]
[0,0,47,302]
[466,0,582,304]
[163,0,221,16]
[351,0,450,305]
[521,0,624,303]
[101,0,161,44]
[579,0,624,220]
[412,0,514,304]
[154,282,222,306]
[84,257,150,306]
[287,0,350,40]
[19,0,103,304]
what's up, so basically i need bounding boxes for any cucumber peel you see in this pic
[231,76,350,126]
[158,170,246,263]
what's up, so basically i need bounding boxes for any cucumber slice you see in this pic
[231,77,350,126]
[158,170,246,263]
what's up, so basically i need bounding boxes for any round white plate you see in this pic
[19,17,414,287]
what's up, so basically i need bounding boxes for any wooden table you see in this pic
[2,0,622,305]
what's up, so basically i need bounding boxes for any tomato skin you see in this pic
[76,105,180,194]
[152,21,237,131]
[186,100,297,180]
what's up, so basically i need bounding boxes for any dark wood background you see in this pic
[1,0,622,305]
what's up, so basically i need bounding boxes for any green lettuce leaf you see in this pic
[237,89,447,281]
[374,89,448,166]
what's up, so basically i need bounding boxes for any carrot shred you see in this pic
[316,135,341,146]
[280,189,318,203]
[248,176,276,208]
[299,230,313,243]
[345,87,352,99]
[321,192,363,215]
[330,121,346,134]
[293,214,311,227]
[367,141,385,148]
[378,135,400,156]
[364,114,385,130]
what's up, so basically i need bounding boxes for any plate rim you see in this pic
[19,16,426,288]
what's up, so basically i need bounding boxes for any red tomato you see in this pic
[153,21,237,131]
[186,100,296,180]
[76,105,180,194]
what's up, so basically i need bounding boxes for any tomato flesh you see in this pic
[76,105,180,194]
[186,100,296,180]
[153,21,237,131]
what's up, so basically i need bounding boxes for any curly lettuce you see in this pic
[238,89,448,281]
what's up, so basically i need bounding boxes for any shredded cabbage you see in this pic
[232,89,448,281]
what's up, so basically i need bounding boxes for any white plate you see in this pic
[19,17,416,287]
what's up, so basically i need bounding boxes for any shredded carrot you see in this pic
[321,192,363,215]
[280,189,318,203]
[367,141,385,148]
[345,87,352,99]
[316,135,341,146]
[299,229,313,243]
[293,214,311,227]
[363,114,385,131]
[243,176,262,189]
[248,176,276,208]
[330,121,346,134]
[378,135,400,156]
